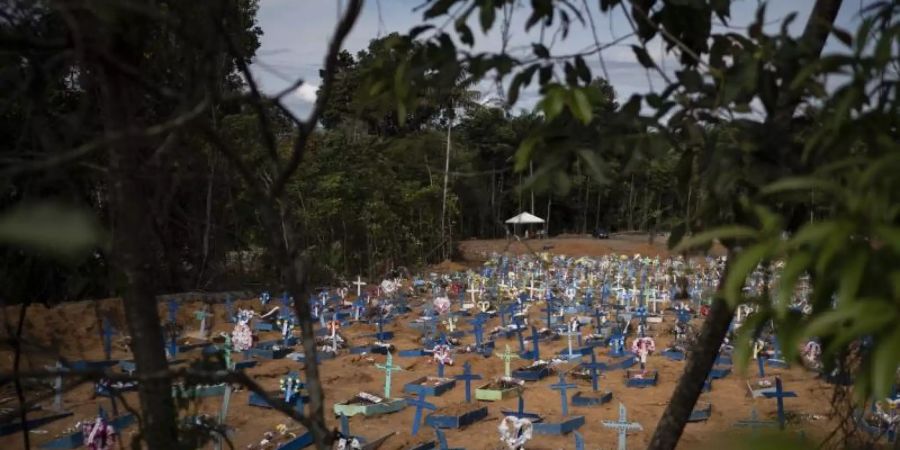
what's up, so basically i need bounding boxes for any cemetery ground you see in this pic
[0,235,835,449]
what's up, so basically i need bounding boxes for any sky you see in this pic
[249,0,871,118]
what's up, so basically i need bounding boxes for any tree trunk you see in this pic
[647,255,734,450]
[491,164,496,237]
[95,16,179,449]
[583,183,590,234]
[198,154,217,288]
[627,174,635,231]
[545,196,551,236]
[648,2,843,449]
[440,116,451,260]
[261,204,331,448]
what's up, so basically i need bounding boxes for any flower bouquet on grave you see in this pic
[231,309,255,352]
[245,423,307,450]
[498,415,534,449]
[801,340,823,371]
[858,399,899,441]
[81,414,117,450]
[94,378,138,397]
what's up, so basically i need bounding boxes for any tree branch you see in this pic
[269,0,363,200]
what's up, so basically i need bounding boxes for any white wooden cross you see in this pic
[527,280,541,300]
[466,285,480,306]
[647,297,666,315]
[602,403,642,450]
[353,276,367,297]
[560,321,580,359]
[444,316,457,333]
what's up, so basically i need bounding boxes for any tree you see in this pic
[364,1,898,449]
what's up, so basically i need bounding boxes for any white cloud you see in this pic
[295,84,318,103]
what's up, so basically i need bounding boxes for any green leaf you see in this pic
[539,86,565,119]
[455,20,474,46]
[831,26,853,47]
[539,65,553,84]
[507,65,538,106]
[409,25,435,38]
[787,221,839,249]
[515,135,541,171]
[479,1,496,32]
[872,326,900,400]
[775,252,811,319]
[672,225,758,253]
[574,56,591,83]
[837,250,867,306]
[424,0,457,19]
[569,88,593,124]
[724,243,771,306]
[803,303,864,339]
[0,202,105,260]
[874,225,900,254]
[711,0,730,23]
[532,43,550,59]
[631,45,655,68]
[677,69,702,92]
[760,176,842,197]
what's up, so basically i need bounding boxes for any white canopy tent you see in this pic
[505,212,545,224]
[505,212,545,239]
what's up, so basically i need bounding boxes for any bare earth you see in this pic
[0,236,834,450]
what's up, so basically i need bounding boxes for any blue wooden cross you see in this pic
[434,427,463,450]
[529,326,541,361]
[512,394,526,418]
[167,299,179,323]
[594,307,605,331]
[101,319,115,361]
[762,376,797,430]
[260,291,271,306]
[454,361,482,403]
[339,413,350,437]
[375,315,390,341]
[574,431,585,450]
[167,334,178,359]
[733,408,776,435]
[406,388,437,436]
[471,316,486,347]
[545,298,555,327]
[583,349,605,392]
[515,325,526,353]
[436,359,446,378]
[280,292,292,319]
[634,306,648,325]
[609,334,625,358]
[225,295,235,322]
[550,372,577,417]
[352,297,366,321]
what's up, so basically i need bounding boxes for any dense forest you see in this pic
[2,24,684,303]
